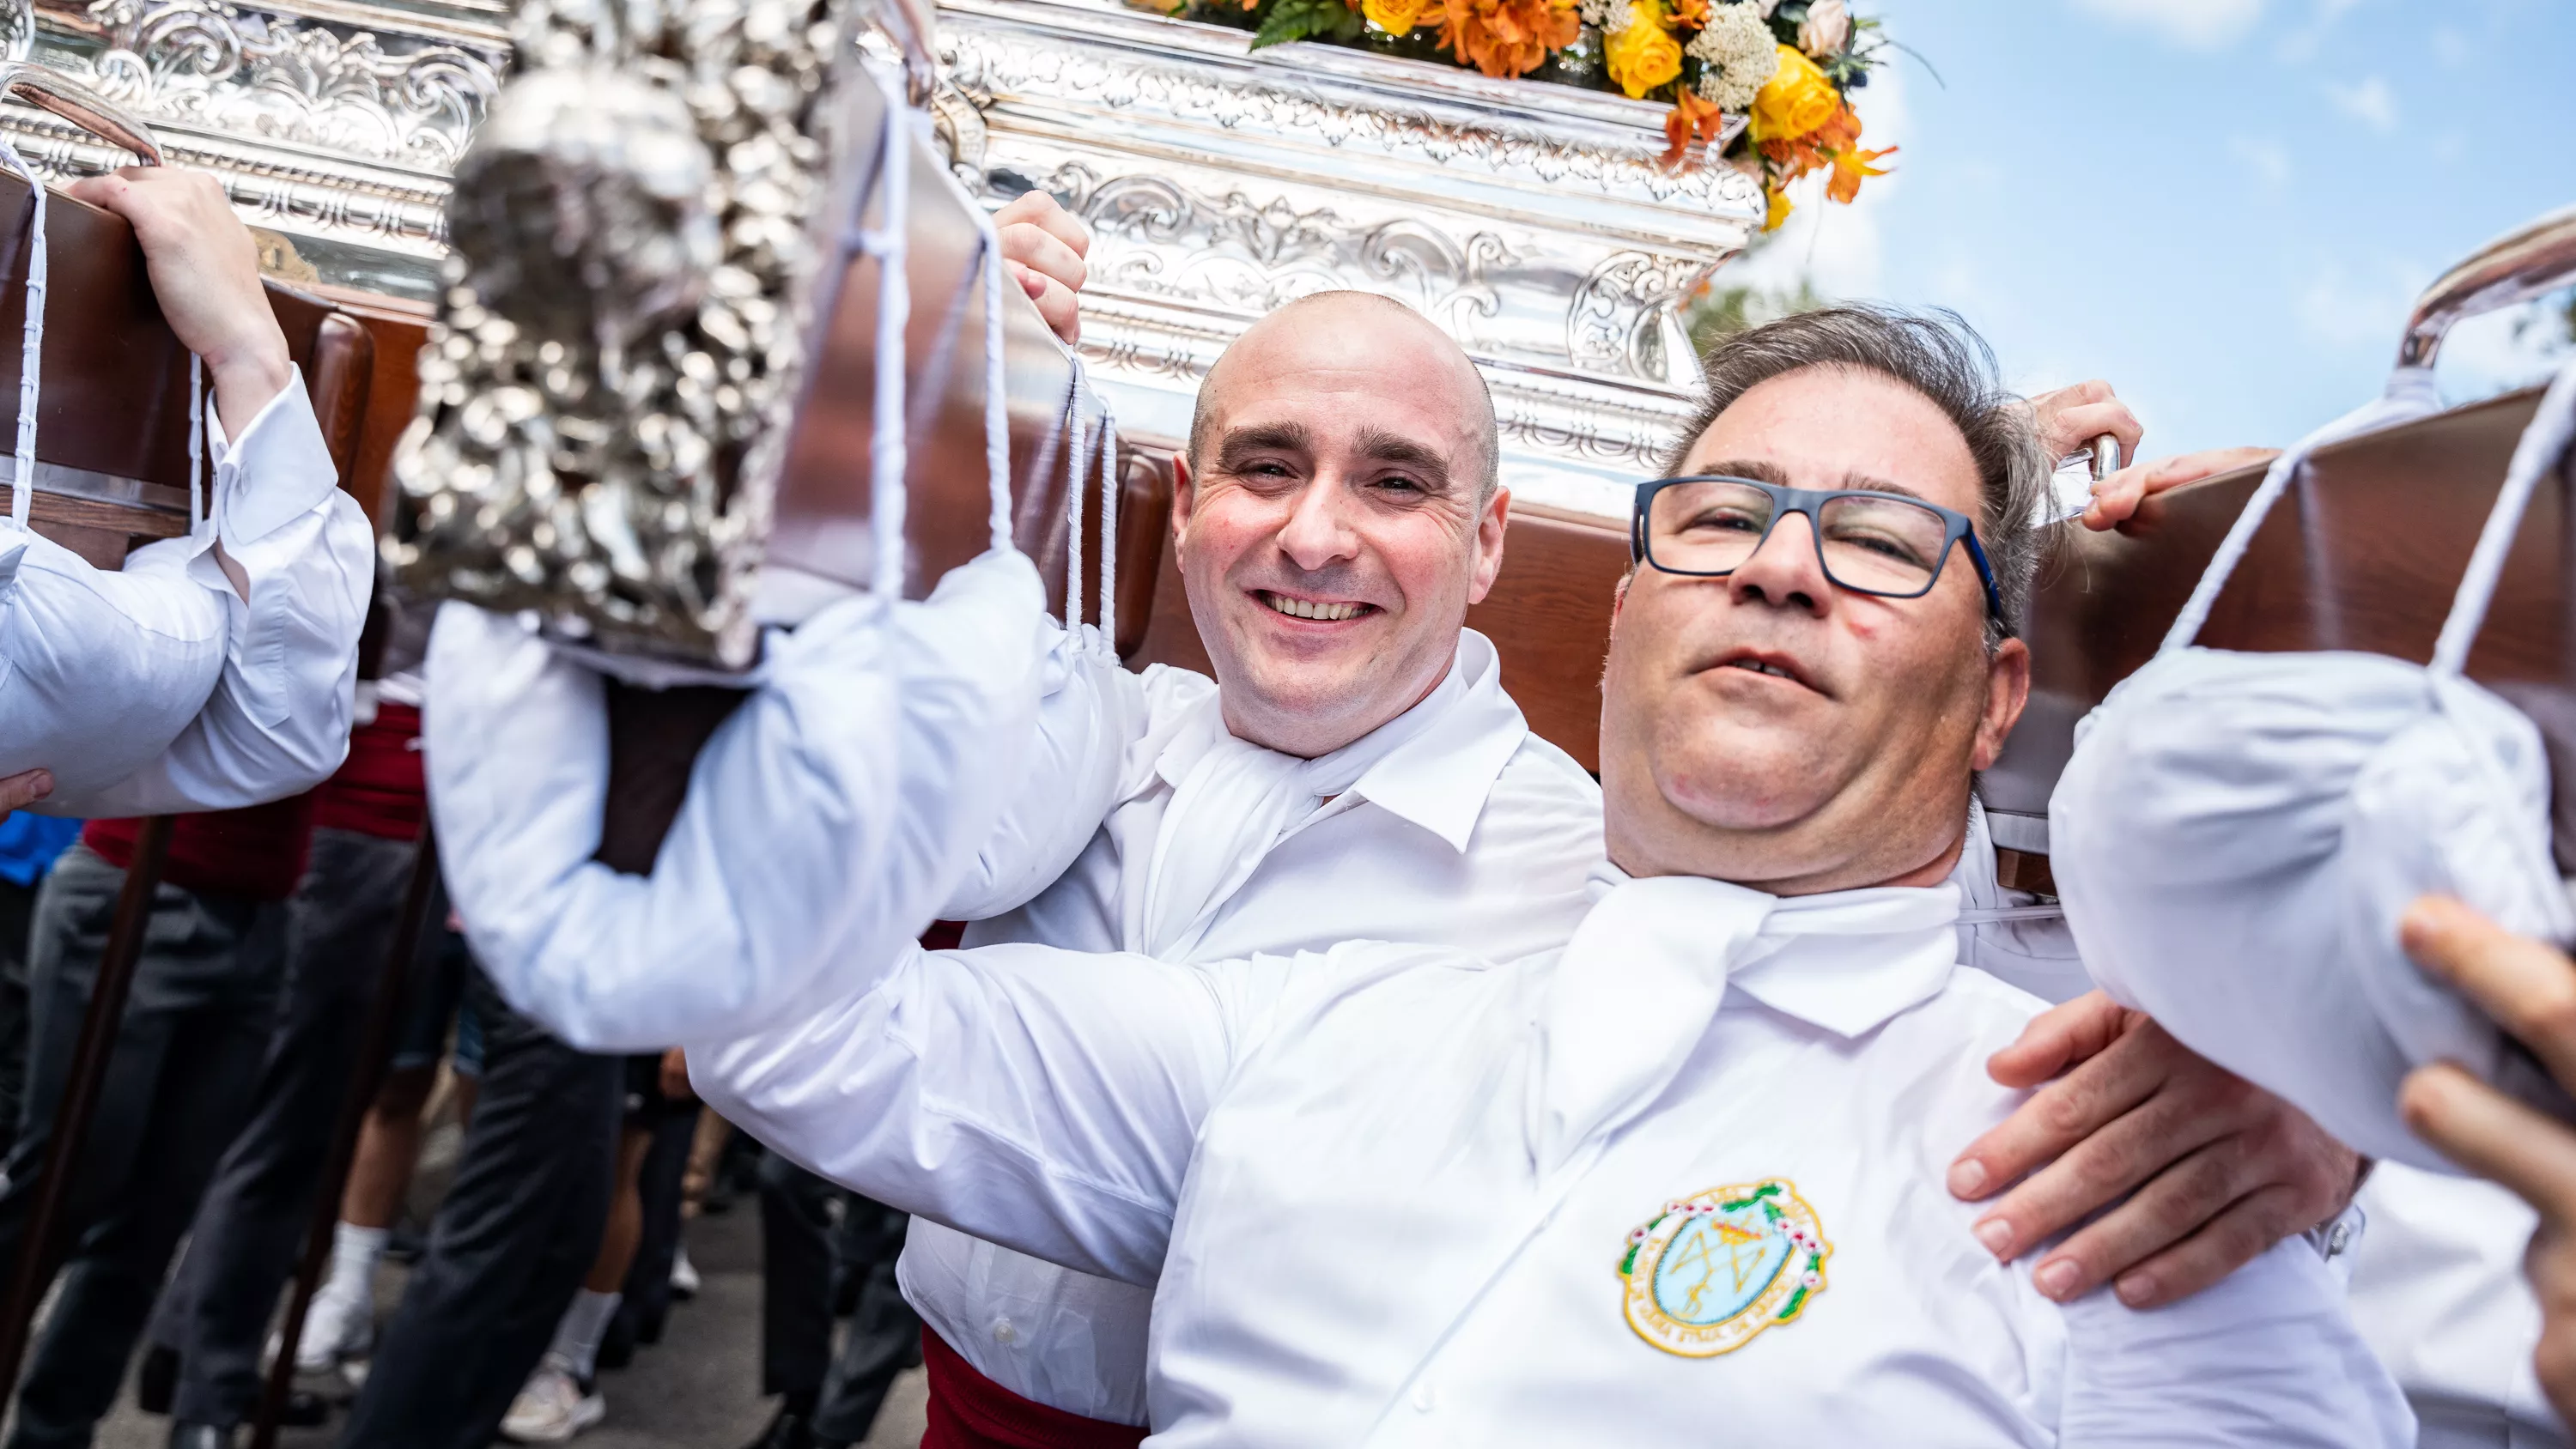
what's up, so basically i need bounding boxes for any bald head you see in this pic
[1190,291,1500,503]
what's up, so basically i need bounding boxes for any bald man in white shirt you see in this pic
[0,164,370,820]
[428,304,2408,1445]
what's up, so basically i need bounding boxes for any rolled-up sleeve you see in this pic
[692,938,1265,1286]
[46,379,371,815]
[430,548,1053,1052]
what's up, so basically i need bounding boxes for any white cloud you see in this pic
[2070,0,2263,50]
[2231,136,2293,188]
[2324,75,2398,131]
[2437,291,2576,405]
[2275,0,2361,62]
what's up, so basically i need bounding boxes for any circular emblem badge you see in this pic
[1616,1179,1830,1358]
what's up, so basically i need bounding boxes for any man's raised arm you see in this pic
[429,549,1050,1051]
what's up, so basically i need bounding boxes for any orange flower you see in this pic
[1759,100,1863,185]
[1666,0,1709,26]
[1433,0,1580,77]
[1824,142,1893,203]
[1660,86,1725,164]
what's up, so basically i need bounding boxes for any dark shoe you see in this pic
[167,1422,232,1449]
[281,1389,331,1428]
[738,1404,813,1449]
[137,1343,179,1416]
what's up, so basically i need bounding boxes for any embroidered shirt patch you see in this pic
[1617,1179,1830,1357]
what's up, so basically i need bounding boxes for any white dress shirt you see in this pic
[1,379,371,815]
[679,868,2411,1446]
[909,628,1603,1422]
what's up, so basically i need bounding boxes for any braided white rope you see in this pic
[187,353,205,537]
[976,227,1012,555]
[1060,354,1089,635]
[1095,407,1116,651]
[857,63,913,604]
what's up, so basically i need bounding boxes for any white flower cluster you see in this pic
[1577,0,1623,31]
[1686,0,1777,109]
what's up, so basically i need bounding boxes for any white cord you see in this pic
[1097,408,1117,652]
[0,136,44,532]
[2431,355,2576,677]
[187,352,205,538]
[1061,355,1088,634]
[857,64,913,603]
[977,228,1012,555]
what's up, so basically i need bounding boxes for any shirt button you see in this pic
[1411,1381,1435,1413]
[992,1319,1018,1345]
[2327,1222,2353,1257]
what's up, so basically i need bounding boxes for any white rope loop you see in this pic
[187,352,205,538]
[2431,355,2576,677]
[856,63,914,604]
[0,135,44,531]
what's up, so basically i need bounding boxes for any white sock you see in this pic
[549,1289,621,1384]
[320,1222,388,1303]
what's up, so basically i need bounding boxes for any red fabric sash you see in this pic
[920,1325,1147,1449]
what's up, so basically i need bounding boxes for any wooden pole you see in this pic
[248,826,440,1449]
[0,813,175,1392]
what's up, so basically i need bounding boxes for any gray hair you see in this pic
[1665,305,2053,648]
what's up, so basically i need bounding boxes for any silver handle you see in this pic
[2398,203,2576,368]
[0,63,163,167]
[2088,432,2123,483]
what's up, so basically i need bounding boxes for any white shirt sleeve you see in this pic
[2057,1236,2416,1446]
[690,937,1269,1286]
[26,379,372,816]
[936,622,1151,922]
[428,547,1051,1052]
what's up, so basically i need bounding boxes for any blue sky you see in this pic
[1728,0,2576,458]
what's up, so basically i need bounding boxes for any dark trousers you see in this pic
[0,845,287,1449]
[336,968,621,1449]
[0,872,49,1155]
[153,828,425,1429]
[759,1155,919,1442]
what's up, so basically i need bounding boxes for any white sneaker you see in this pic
[668,1244,700,1300]
[500,1354,605,1444]
[290,1288,372,1374]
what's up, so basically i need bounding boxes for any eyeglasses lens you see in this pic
[1648,482,1948,597]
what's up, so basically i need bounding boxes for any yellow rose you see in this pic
[1763,185,1792,231]
[1365,0,1430,34]
[1604,0,1682,99]
[1749,43,1838,142]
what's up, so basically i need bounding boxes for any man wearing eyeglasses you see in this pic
[428,303,2405,1442]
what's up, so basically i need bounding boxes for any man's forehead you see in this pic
[1681,369,1980,514]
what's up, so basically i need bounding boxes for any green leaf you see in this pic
[1252,0,1327,48]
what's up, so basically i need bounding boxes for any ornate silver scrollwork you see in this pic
[386,0,847,664]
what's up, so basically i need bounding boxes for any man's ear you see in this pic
[1170,453,1197,566]
[1465,484,1511,606]
[1971,636,2032,773]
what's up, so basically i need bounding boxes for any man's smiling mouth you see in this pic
[1728,659,1796,680]
[1258,591,1374,623]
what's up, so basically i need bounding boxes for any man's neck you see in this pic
[1607,826,1969,899]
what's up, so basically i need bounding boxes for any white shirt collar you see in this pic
[1155,629,1530,855]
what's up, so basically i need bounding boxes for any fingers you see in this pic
[999,221,1089,297]
[2526,1223,2576,1428]
[0,769,53,819]
[2403,894,2576,1091]
[1011,260,1079,346]
[2402,1062,2576,1217]
[2029,379,2142,468]
[992,188,1091,259]
[2080,446,2281,531]
[1950,1002,2155,1203]
[2102,1180,2311,1309]
[1983,990,2133,1091]
[1968,1051,2252,1264]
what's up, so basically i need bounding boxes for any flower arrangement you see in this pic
[1129,0,1895,228]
